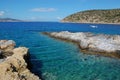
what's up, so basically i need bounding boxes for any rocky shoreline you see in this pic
[0,40,40,80]
[43,31,120,59]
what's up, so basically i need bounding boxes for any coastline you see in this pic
[60,21,120,25]
[42,31,120,59]
[0,21,120,25]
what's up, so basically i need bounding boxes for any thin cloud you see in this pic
[0,11,5,16]
[29,17,46,21]
[30,17,41,20]
[31,8,56,12]
[57,17,62,20]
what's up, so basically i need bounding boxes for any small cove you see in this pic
[0,22,120,80]
[31,33,120,80]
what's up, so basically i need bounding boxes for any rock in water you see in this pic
[0,40,40,80]
[43,31,120,58]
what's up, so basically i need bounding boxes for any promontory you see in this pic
[43,31,120,59]
[0,18,22,22]
[62,9,120,24]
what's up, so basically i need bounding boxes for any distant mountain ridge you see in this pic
[62,9,120,24]
[0,18,22,22]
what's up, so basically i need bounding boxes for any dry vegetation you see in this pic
[62,9,120,24]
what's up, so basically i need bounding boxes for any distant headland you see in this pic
[0,40,40,80]
[61,9,120,24]
[0,18,23,22]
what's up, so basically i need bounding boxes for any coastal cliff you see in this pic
[62,9,120,24]
[43,31,120,59]
[0,40,40,80]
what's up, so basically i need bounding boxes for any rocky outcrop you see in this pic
[0,40,40,80]
[0,18,22,22]
[0,40,15,58]
[43,31,120,58]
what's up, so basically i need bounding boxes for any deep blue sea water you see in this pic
[0,22,120,80]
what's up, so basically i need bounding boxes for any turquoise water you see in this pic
[0,22,120,80]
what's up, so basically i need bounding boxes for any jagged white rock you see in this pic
[43,31,120,58]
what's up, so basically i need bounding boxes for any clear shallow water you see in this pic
[0,22,120,80]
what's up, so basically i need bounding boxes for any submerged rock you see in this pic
[43,31,120,58]
[0,40,40,80]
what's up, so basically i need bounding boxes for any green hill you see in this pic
[62,9,120,24]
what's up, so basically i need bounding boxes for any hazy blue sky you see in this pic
[0,0,120,21]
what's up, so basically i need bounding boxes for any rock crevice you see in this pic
[0,40,40,80]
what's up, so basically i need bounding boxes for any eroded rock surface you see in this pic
[0,40,15,58]
[43,31,120,58]
[0,40,40,80]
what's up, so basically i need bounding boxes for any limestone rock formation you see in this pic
[0,40,40,80]
[43,31,120,58]
[0,40,15,58]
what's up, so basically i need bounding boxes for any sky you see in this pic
[0,0,120,21]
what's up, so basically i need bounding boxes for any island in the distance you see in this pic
[0,18,22,22]
[61,9,120,24]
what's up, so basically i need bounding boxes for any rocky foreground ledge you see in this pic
[43,31,120,59]
[0,40,40,80]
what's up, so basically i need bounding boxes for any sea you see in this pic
[0,22,120,80]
